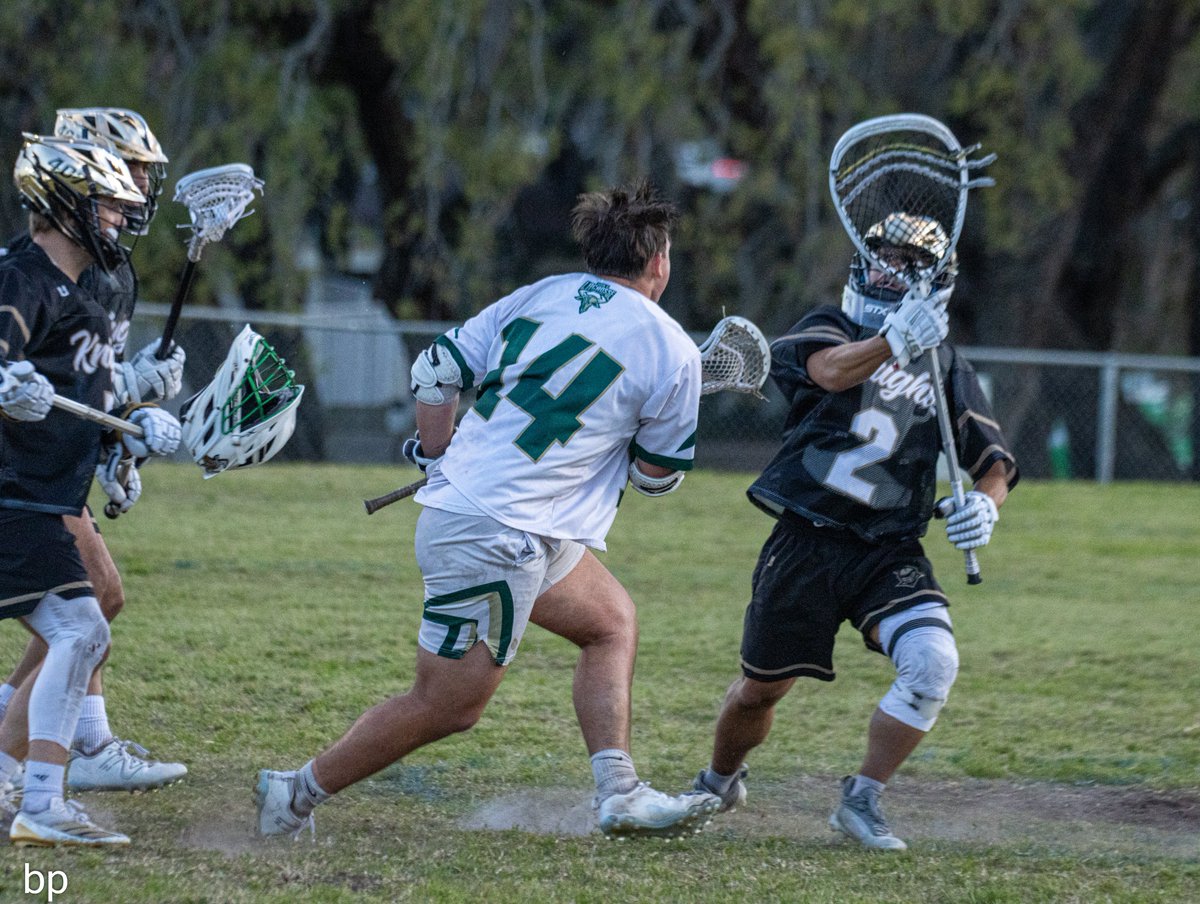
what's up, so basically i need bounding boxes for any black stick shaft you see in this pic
[157,259,199,359]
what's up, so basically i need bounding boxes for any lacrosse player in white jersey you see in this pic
[257,181,721,839]
[0,108,188,794]
[693,214,1018,850]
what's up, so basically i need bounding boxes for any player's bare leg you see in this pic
[257,642,507,837]
[529,550,636,755]
[530,551,719,838]
[314,641,507,792]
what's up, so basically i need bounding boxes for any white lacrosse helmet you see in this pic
[179,325,304,478]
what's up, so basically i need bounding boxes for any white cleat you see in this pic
[596,782,720,839]
[829,776,908,851]
[68,738,187,792]
[255,769,315,839]
[10,797,130,847]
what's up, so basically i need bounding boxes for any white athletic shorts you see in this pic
[414,506,586,666]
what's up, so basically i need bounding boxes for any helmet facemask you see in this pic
[842,213,957,328]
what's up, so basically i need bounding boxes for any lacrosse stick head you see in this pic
[829,114,994,327]
[54,107,168,236]
[179,325,304,478]
[13,134,145,273]
[698,315,771,398]
[173,163,264,261]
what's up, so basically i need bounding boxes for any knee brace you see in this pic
[878,621,959,732]
[23,593,110,748]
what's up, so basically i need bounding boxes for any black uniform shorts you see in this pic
[0,509,92,620]
[740,515,947,683]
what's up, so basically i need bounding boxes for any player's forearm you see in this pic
[807,336,893,392]
[972,461,1010,509]
[414,397,458,457]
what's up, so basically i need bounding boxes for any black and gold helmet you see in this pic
[842,213,956,328]
[13,134,146,272]
[54,108,167,235]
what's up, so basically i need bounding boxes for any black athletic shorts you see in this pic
[740,515,947,683]
[0,509,92,620]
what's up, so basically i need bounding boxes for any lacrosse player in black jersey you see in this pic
[693,214,1018,850]
[0,135,181,845]
[0,109,188,794]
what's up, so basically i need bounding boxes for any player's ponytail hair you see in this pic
[571,180,679,280]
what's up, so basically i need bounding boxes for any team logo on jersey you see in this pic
[893,565,923,588]
[70,328,115,375]
[576,280,615,314]
[869,362,937,413]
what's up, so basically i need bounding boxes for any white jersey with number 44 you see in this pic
[416,272,701,549]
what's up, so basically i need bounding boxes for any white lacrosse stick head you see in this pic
[829,113,994,301]
[174,163,264,261]
[698,315,771,398]
[179,325,304,478]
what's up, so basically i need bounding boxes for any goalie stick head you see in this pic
[54,107,168,235]
[698,315,771,398]
[829,114,993,326]
[179,325,304,478]
[13,134,145,273]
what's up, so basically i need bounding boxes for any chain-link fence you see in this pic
[135,302,1200,482]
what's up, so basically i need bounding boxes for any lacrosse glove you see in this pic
[0,360,54,421]
[881,292,949,368]
[96,446,141,514]
[122,405,182,458]
[938,490,999,550]
[402,433,440,473]
[116,338,186,403]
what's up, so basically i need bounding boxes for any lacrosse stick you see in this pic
[156,163,264,358]
[0,369,143,437]
[363,315,773,514]
[829,113,994,584]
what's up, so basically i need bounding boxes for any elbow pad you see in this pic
[410,343,463,405]
[628,460,684,497]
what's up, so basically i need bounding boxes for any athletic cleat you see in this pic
[255,769,315,839]
[9,797,130,847]
[596,782,720,839]
[828,775,907,851]
[67,738,187,792]
[693,764,748,813]
[0,782,20,836]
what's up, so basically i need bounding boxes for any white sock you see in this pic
[590,749,639,799]
[702,765,739,795]
[0,683,16,721]
[73,695,113,754]
[0,750,20,785]
[21,761,65,814]
[849,774,886,797]
[291,760,331,817]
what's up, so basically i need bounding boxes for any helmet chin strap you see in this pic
[841,285,896,329]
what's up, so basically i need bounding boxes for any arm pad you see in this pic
[411,343,463,405]
[628,460,684,497]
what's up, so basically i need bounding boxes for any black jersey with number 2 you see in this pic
[749,305,1018,544]
[0,242,115,515]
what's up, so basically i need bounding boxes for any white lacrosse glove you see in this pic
[117,339,186,404]
[939,490,999,550]
[881,292,949,368]
[401,434,440,473]
[0,360,54,422]
[123,405,182,458]
[96,447,141,514]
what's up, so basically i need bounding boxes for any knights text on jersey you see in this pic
[416,273,701,549]
[748,305,1018,544]
[0,242,115,515]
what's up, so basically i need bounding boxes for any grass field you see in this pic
[1,464,1197,903]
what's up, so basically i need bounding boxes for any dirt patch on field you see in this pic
[460,775,1200,858]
